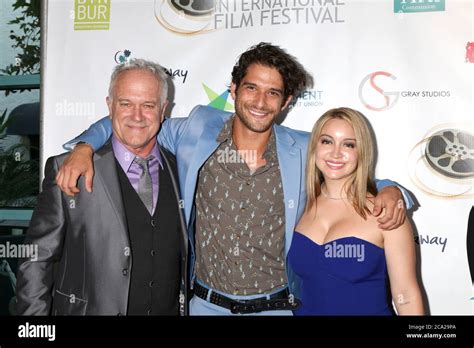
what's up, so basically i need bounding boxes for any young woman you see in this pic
[288,107,424,315]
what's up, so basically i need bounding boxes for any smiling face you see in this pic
[107,69,167,157]
[230,63,291,133]
[315,118,359,182]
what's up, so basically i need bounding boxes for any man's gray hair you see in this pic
[108,58,169,104]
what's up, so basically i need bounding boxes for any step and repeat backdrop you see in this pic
[42,0,473,314]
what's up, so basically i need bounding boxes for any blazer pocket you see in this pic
[52,290,88,315]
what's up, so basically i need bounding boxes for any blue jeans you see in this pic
[189,281,293,316]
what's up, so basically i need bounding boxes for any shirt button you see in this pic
[122,269,128,276]
[151,219,156,227]
[149,281,154,288]
[151,250,156,256]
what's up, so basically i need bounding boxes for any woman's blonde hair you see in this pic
[305,107,377,218]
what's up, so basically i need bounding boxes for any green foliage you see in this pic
[0,0,41,205]
[1,0,41,96]
[0,109,12,135]
[0,109,38,207]
[0,144,39,207]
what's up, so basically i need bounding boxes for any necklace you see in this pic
[320,186,348,200]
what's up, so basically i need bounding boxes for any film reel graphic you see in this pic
[154,0,216,35]
[425,129,474,179]
[408,124,474,199]
[171,0,214,16]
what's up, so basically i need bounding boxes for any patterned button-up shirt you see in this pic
[194,116,287,295]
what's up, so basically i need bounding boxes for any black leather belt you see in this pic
[193,283,300,314]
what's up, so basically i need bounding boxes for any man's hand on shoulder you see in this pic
[372,185,406,230]
[55,143,95,196]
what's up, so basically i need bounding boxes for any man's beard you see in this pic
[235,104,276,133]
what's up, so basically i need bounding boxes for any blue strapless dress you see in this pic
[288,232,394,315]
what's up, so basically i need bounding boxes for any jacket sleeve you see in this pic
[157,105,207,155]
[63,116,112,151]
[375,179,414,210]
[15,157,67,315]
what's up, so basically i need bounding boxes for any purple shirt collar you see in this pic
[111,135,163,215]
[111,135,163,173]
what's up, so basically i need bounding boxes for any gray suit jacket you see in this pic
[15,142,188,315]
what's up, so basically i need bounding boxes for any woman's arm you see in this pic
[383,220,425,315]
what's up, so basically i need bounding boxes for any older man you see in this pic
[16,59,188,315]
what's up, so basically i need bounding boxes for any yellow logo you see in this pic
[74,0,111,31]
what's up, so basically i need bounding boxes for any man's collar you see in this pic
[111,134,163,173]
[216,115,277,161]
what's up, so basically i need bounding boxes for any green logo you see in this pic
[394,0,445,13]
[74,0,111,30]
[202,83,234,111]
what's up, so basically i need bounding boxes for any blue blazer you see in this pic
[65,105,412,296]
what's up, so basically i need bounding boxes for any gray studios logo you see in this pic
[358,71,451,112]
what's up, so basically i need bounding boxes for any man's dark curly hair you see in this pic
[231,42,313,102]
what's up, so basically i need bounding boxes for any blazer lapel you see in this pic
[94,141,128,233]
[274,125,302,255]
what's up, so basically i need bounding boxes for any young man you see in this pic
[57,43,411,315]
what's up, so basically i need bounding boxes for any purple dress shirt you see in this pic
[111,135,162,214]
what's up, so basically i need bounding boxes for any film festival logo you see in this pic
[74,0,111,31]
[394,0,445,14]
[154,0,345,35]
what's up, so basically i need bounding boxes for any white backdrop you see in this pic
[42,0,473,314]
